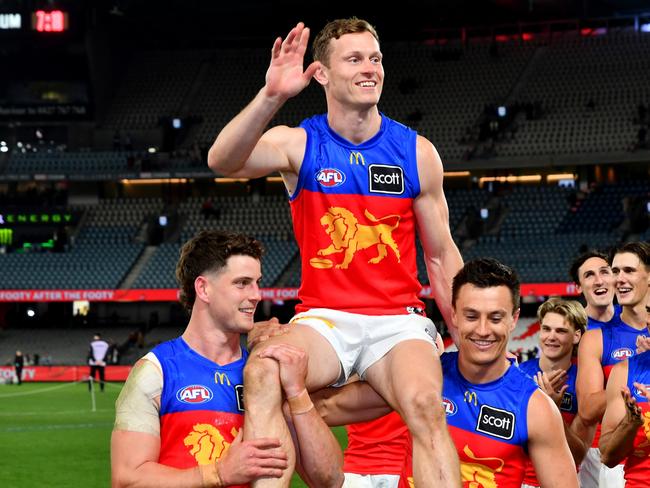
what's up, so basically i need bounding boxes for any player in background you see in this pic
[576,241,650,487]
[569,250,620,330]
[600,290,650,487]
[518,298,594,487]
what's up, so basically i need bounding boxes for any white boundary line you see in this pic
[0,380,86,398]
[0,379,125,398]
[0,408,114,417]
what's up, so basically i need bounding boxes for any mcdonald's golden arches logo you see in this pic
[349,151,365,165]
[214,372,231,386]
[464,390,478,406]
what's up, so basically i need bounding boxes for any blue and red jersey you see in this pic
[403,352,538,487]
[587,304,622,330]
[291,113,425,316]
[519,358,579,421]
[622,351,650,487]
[601,319,646,380]
[592,318,646,448]
[518,358,579,486]
[153,337,247,486]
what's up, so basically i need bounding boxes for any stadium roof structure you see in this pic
[102,0,650,48]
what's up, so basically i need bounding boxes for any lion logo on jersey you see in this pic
[309,207,401,270]
[184,424,238,465]
[460,445,505,488]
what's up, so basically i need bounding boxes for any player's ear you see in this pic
[313,63,328,86]
[194,275,210,303]
[511,308,521,331]
[573,328,582,346]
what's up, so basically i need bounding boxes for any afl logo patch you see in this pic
[369,164,404,194]
[315,168,346,188]
[611,348,633,361]
[176,385,213,404]
[442,397,458,416]
[633,385,650,399]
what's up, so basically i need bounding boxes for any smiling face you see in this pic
[611,252,650,308]
[453,284,519,379]
[316,31,384,110]
[200,255,262,334]
[576,256,615,309]
[539,312,581,361]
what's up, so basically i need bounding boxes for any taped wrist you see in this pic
[287,388,314,415]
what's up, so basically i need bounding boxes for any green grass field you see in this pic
[0,382,346,488]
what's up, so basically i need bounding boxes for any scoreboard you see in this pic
[0,1,89,121]
[0,1,80,38]
[32,10,69,33]
[0,10,69,33]
[0,210,79,252]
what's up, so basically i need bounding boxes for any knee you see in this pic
[399,387,445,432]
[243,355,280,393]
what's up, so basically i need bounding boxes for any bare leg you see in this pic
[365,340,460,487]
[244,325,341,487]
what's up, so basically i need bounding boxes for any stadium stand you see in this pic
[1,176,645,290]
[0,327,130,365]
[1,12,649,371]
[130,194,297,288]
[5,151,132,176]
[4,8,650,488]
[504,29,650,157]
[102,50,205,131]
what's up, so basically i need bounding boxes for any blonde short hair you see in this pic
[312,17,379,67]
[537,298,587,335]
[537,298,587,355]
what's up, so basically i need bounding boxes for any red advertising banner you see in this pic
[521,282,580,297]
[0,289,179,302]
[0,284,579,303]
[0,365,131,383]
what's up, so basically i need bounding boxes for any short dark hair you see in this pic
[312,17,379,67]
[569,250,609,284]
[610,241,650,268]
[452,258,520,312]
[176,230,263,312]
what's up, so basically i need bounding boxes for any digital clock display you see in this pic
[32,9,68,33]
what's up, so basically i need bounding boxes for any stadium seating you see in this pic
[131,195,298,289]
[500,29,650,157]
[85,28,649,164]
[2,175,645,291]
[103,50,205,130]
[0,197,161,289]
[5,151,132,176]
[2,28,648,179]
[0,327,133,365]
